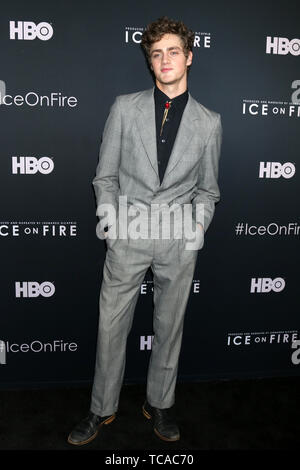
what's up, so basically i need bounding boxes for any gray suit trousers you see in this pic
[90,216,199,416]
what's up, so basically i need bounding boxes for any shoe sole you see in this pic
[142,406,180,442]
[67,414,116,446]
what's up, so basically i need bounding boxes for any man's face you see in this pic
[149,33,192,86]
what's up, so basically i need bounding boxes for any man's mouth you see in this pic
[161,68,173,72]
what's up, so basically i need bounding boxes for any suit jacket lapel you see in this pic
[164,95,198,180]
[136,88,158,176]
[135,87,199,182]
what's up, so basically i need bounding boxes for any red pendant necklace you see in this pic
[160,100,172,136]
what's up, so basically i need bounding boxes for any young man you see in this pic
[68,16,222,445]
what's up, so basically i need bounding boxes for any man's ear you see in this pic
[187,51,193,67]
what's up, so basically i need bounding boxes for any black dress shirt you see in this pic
[154,85,189,185]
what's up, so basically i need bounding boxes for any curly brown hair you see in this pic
[141,16,195,67]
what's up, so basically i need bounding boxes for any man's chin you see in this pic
[157,76,177,86]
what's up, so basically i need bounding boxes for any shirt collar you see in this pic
[154,85,188,109]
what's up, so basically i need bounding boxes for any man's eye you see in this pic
[170,51,179,55]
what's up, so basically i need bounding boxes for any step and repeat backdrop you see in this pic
[0,0,299,389]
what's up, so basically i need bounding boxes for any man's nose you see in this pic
[162,52,170,63]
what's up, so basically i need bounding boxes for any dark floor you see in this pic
[1,376,300,451]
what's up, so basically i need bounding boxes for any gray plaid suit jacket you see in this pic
[93,87,222,244]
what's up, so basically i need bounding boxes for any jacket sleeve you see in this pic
[92,97,122,230]
[191,113,222,233]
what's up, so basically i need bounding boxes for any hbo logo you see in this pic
[259,162,295,179]
[9,21,53,41]
[266,36,300,55]
[250,277,285,293]
[12,156,54,174]
[15,282,55,298]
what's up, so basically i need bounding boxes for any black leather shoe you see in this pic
[142,400,180,441]
[67,411,116,446]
